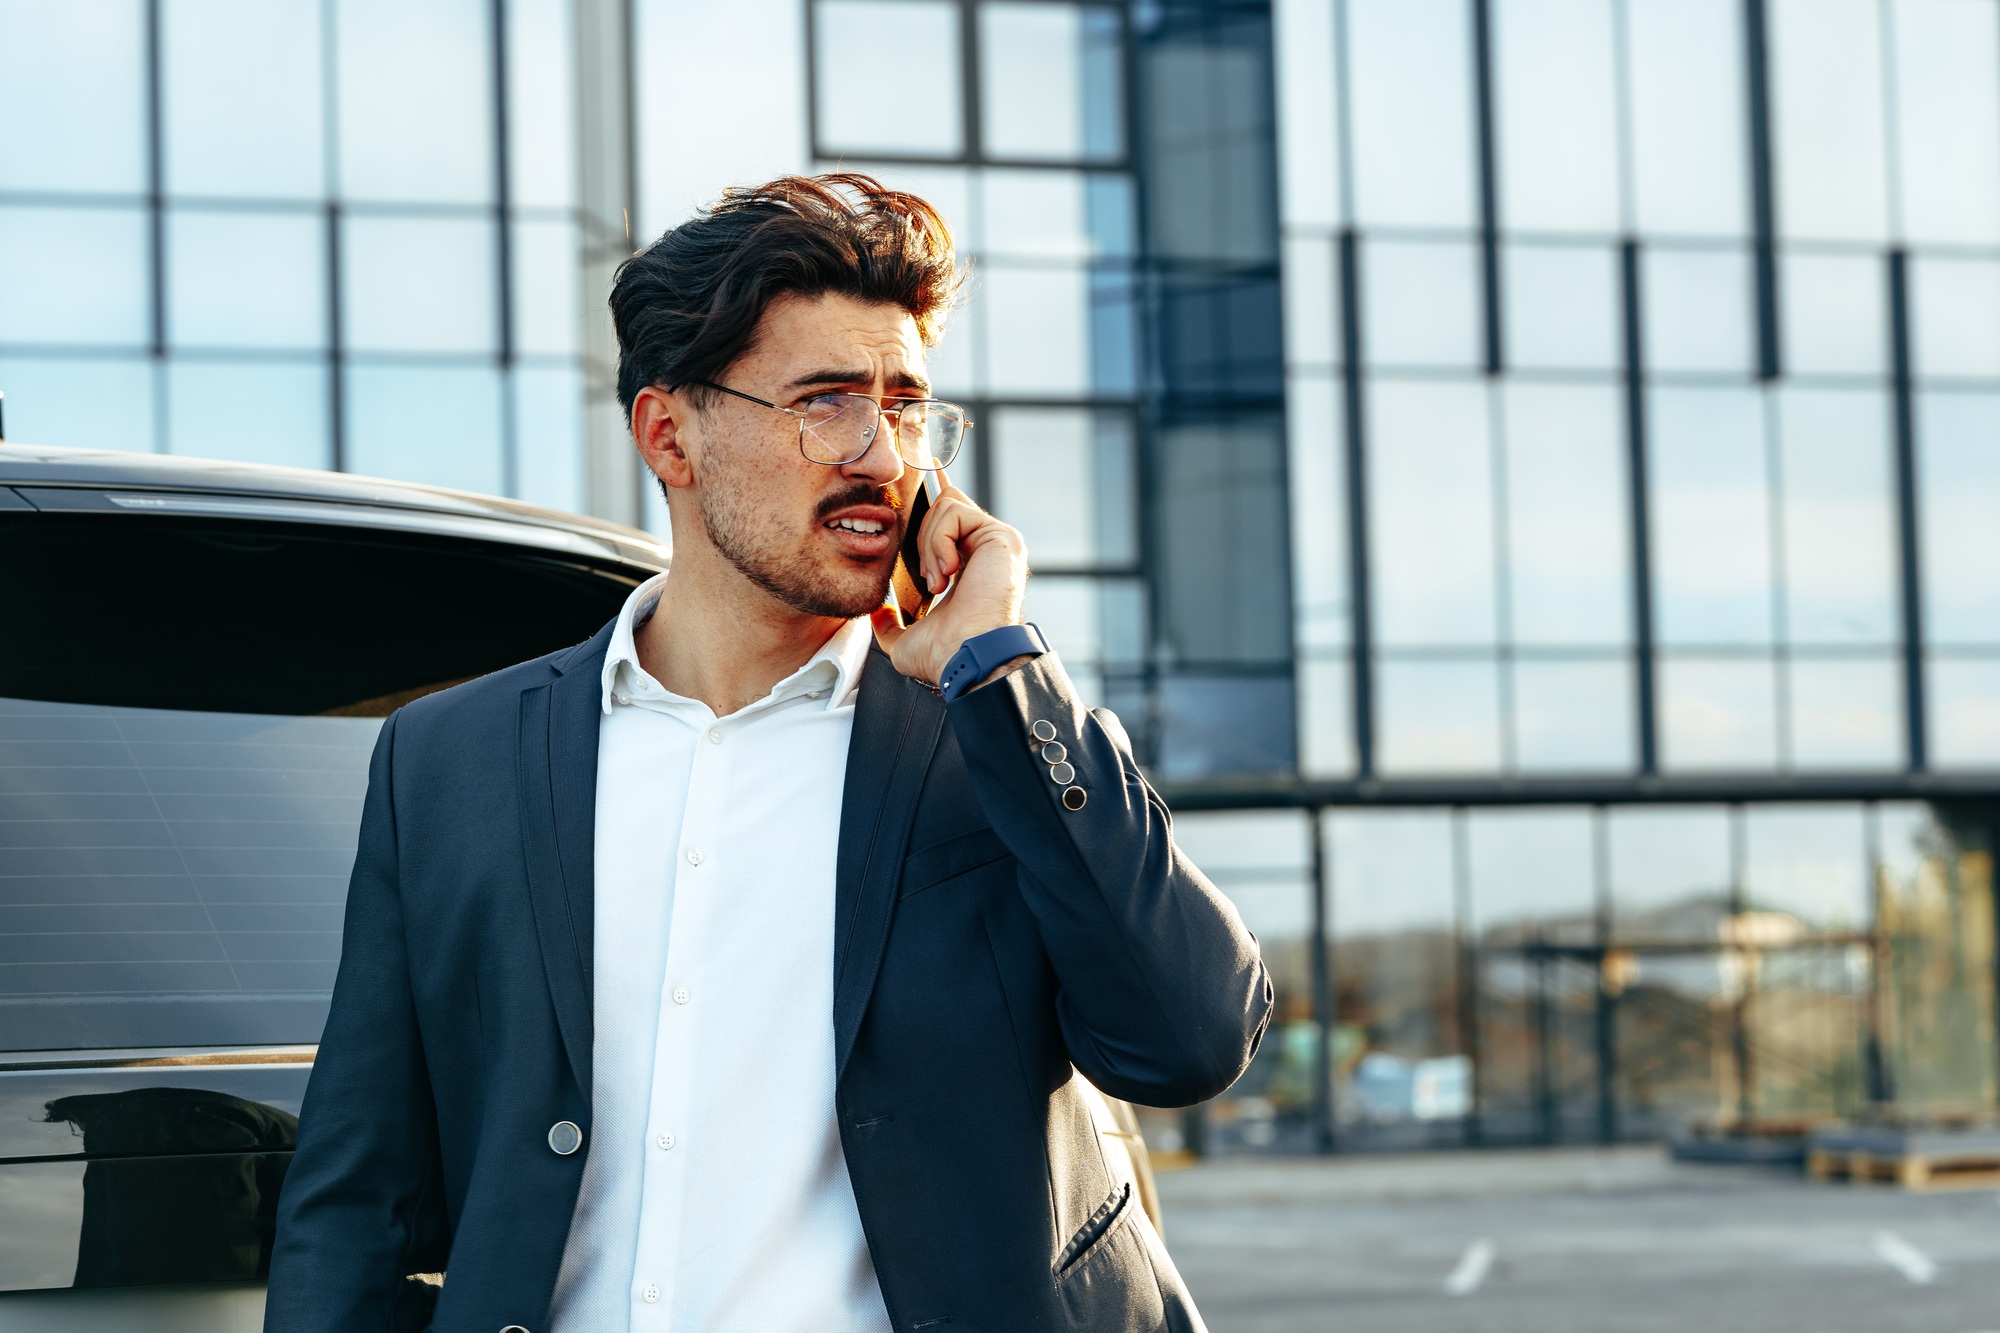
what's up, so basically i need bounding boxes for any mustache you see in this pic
[812,483,903,526]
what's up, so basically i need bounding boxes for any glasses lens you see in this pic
[892,401,963,471]
[799,394,878,464]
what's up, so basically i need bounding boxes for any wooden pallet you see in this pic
[1808,1147,2000,1191]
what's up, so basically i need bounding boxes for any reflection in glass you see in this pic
[167,210,326,350]
[1376,658,1502,774]
[1511,657,1633,772]
[512,365,584,513]
[162,0,323,200]
[1368,379,1493,646]
[979,3,1121,162]
[1608,805,1732,941]
[0,355,155,454]
[0,207,151,347]
[1345,0,1476,228]
[1915,392,2000,645]
[1740,804,1869,931]
[1641,247,1752,373]
[1624,0,1746,237]
[1152,417,1293,666]
[814,0,962,157]
[1911,258,2000,380]
[166,360,330,470]
[1297,654,1354,777]
[1890,0,2000,246]
[1502,243,1619,371]
[344,363,505,495]
[1768,0,1887,242]
[506,0,576,210]
[1786,656,1901,770]
[1502,383,1629,646]
[1361,239,1481,369]
[1659,655,1779,770]
[1779,253,1884,376]
[981,265,1090,395]
[341,216,498,356]
[1468,808,1597,944]
[1648,387,1772,646]
[1137,36,1276,266]
[1927,657,2000,768]
[989,407,1134,567]
[1287,375,1347,651]
[335,0,494,205]
[1492,0,1619,234]
[0,0,147,194]
[510,218,581,358]
[1776,387,1896,645]
[1155,674,1296,779]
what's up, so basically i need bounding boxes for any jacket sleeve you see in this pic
[265,712,449,1332]
[946,652,1274,1107]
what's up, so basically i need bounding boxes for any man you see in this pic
[266,174,1270,1333]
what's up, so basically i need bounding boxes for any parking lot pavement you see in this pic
[1154,1146,2000,1333]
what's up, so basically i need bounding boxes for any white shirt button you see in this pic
[672,987,690,1005]
[805,689,825,700]
[613,690,631,706]
[642,1282,660,1303]
[707,728,723,744]
[657,1132,676,1150]
[686,849,703,866]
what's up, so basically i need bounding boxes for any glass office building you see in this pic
[2,0,1997,1152]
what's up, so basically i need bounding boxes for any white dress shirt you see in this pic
[548,573,892,1333]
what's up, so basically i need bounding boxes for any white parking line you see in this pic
[1874,1231,1939,1285]
[1444,1238,1495,1296]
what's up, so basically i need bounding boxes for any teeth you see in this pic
[830,517,885,534]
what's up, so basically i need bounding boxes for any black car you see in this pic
[0,444,667,1326]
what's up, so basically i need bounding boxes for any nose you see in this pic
[839,402,907,487]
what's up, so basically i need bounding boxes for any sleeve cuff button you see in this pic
[1048,761,1076,785]
[1062,785,1088,811]
[1030,719,1058,744]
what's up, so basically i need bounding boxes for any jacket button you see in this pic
[1040,741,1068,765]
[1030,719,1058,744]
[1062,785,1088,811]
[1048,761,1076,786]
[548,1121,583,1155]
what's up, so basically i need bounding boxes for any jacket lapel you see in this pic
[833,645,946,1080]
[517,624,613,1096]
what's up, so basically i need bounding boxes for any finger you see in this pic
[921,495,980,584]
[870,603,907,654]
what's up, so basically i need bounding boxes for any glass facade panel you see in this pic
[1502,382,1629,646]
[0,355,155,453]
[1915,392,2000,645]
[0,206,151,347]
[1928,658,2000,769]
[512,364,585,515]
[1775,387,1896,645]
[1779,253,1885,377]
[1298,654,1354,777]
[1502,243,1619,372]
[343,363,504,494]
[511,218,582,358]
[165,359,330,470]
[1152,418,1293,666]
[1491,0,1620,235]
[1346,0,1477,228]
[341,216,498,356]
[0,0,147,194]
[506,0,577,210]
[981,169,1091,261]
[1468,808,1597,942]
[978,3,1120,162]
[161,0,324,200]
[980,265,1091,395]
[1623,0,1746,237]
[1281,235,1339,371]
[1287,375,1347,651]
[1608,805,1732,941]
[1137,36,1277,265]
[1659,655,1780,770]
[814,0,963,157]
[1273,0,1341,229]
[1649,387,1773,647]
[1890,0,2000,247]
[1512,657,1633,772]
[166,210,327,351]
[1641,247,1753,373]
[335,0,493,205]
[1361,239,1481,370]
[1768,0,1888,243]
[1910,258,2000,381]
[1368,379,1494,646]
[1742,805,1869,931]
[1023,576,1101,702]
[1786,655,1902,770]
[988,407,1133,568]
[1377,659,1503,774]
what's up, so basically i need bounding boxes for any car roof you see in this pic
[0,442,670,573]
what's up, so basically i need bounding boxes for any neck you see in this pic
[633,542,851,717]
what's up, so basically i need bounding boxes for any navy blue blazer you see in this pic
[266,621,1272,1333]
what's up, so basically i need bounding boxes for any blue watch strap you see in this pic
[938,623,1050,704]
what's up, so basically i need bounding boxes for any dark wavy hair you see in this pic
[610,173,964,420]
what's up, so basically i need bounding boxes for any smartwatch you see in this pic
[938,623,1050,704]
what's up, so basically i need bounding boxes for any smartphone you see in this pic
[890,467,948,622]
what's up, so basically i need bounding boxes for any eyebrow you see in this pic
[783,368,933,398]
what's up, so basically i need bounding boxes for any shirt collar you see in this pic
[599,572,874,717]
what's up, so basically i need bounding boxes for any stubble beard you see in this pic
[696,451,898,620]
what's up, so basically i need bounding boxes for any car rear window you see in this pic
[0,506,643,1051]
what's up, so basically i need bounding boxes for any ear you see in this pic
[633,385,697,491]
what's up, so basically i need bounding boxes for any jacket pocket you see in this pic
[900,826,1012,899]
[1054,1182,1133,1280]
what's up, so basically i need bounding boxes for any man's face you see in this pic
[679,292,926,619]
